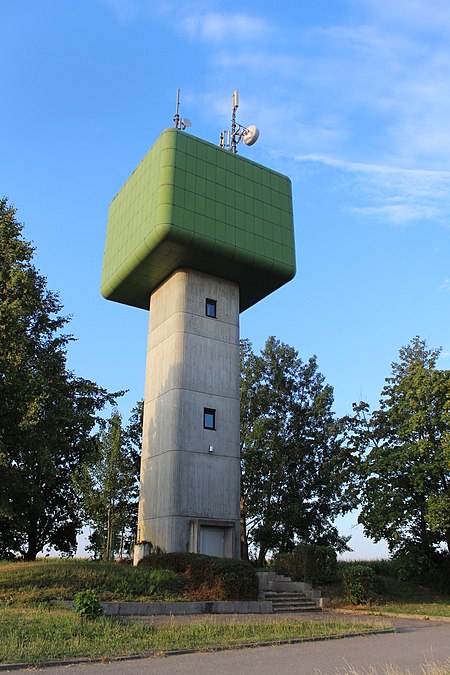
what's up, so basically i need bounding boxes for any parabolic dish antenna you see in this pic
[243,125,260,146]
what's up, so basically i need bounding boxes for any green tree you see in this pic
[350,337,450,561]
[240,337,350,565]
[75,408,140,560]
[0,198,117,560]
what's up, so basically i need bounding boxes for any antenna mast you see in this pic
[231,90,239,154]
[219,90,259,153]
[173,89,192,131]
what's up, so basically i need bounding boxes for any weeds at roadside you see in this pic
[0,607,391,665]
[314,660,450,674]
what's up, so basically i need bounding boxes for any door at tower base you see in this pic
[201,528,224,557]
[189,520,235,558]
[136,268,241,558]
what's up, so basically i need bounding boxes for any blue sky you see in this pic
[2,0,450,558]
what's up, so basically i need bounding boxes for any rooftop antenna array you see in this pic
[219,90,259,153]
[173,89,192,130]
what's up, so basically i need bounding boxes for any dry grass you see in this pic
[316,661,450,674]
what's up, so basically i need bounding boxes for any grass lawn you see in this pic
[4,556,450,665]
[0,558,395,665]
[0,558,183,603]
[349,602,450,618]
[0,605,391,665]
[323,568,450,618]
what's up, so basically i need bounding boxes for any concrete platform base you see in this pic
[100,600,273,617]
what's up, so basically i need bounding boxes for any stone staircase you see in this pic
[257,572,329,613]
[265,591,318,613]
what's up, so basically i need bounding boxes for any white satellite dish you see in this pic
[181,118,192,129]
[242,125,260,146]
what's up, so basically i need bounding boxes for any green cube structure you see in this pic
[102,128,296,561]
[101,128,295,312]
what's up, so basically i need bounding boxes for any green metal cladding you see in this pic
[101,128,295,312]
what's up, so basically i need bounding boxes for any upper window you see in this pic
[205,298,217,318]
[203,408,216,430]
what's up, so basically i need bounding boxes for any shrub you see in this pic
[273,545,337,584]
[343,564,380,605]
[392,548,450,592]
[368,559,396,577]
[138,552,259,601]
[73,589,103,620]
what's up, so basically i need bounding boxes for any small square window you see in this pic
[205,298,217,318]
[203,408,216,430]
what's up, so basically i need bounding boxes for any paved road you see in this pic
[5,616,450,675]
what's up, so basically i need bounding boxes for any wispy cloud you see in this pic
[439,279,450,292]
[98,0,450,226]
[294,155,450,225]
[179,12,270,44]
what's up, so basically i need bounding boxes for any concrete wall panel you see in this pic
[137,269,241,557]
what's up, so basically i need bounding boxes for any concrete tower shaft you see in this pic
[136,269,240,558]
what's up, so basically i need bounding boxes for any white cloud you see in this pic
[214,50,301,76]
[179,11,270,43]
[98,0,450,227]
[439,280,450,292]
[294,155,450,225]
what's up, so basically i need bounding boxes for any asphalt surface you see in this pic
[4,614,450,675]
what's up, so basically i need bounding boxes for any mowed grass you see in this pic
[370,577,450,617]
[325,567,450,618]
[0,605,392,665]
[360,602,450,617]
[0,559,183,604]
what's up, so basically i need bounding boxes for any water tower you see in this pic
[101,92,295,561]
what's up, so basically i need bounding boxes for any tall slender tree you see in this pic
[0,198,117,559]
[75,408,140,560]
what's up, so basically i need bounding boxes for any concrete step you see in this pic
[273,605,318,613]
[272,605,317,612]
[270,596,316,604]
[271,580,313,593]
[265,590,319,613]
[265,591,311,598]
[270,597,317,606]
[257,571,327,610]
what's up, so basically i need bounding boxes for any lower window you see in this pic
[203,408,216,430]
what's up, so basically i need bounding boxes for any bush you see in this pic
[343,564,380,605]
[138,552,259,601]
[368,559,396,577]
[73,589,103,620]
[392,548,450,592]
[273,545,337,584]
